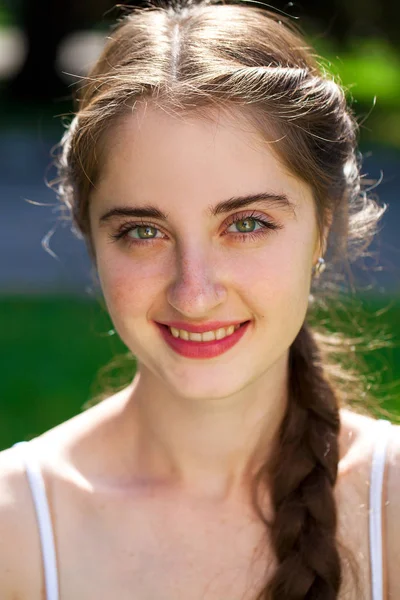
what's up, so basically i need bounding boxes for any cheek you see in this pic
[233,231,314,316]
[97,251,168,322]
[238,234,313,282]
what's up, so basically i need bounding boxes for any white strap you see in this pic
[369,419,392,600]
[13,441,59,600]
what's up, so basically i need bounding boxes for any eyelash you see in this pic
[108,210,283,248]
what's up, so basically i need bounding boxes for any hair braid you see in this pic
[257,323,342,599]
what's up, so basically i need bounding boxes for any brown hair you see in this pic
[54,1,390,597]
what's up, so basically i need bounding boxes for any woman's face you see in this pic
[89,104,323,399]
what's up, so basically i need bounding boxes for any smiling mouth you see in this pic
[158,321,250,342]
[155,320,252,359]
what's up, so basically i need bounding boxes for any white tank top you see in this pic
[13,418,393,600]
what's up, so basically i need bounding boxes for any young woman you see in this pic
[0,2,399,599]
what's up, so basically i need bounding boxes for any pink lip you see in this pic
[156,320,247,334]
[155,321,251,359]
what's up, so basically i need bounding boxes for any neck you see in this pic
[125,354,289,502]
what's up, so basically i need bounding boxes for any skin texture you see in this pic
[88,104,324,494]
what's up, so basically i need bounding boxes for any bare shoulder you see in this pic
[385,420,400,598]
[339,408,400,598]
[0,446,43,600]
[0,390,130,600]
[338,407,397,488]
[338,407,383,472]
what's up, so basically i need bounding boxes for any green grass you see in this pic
[0,296,128,450]
[0,294,399,451]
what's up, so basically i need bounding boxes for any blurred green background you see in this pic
[0,0,399,451]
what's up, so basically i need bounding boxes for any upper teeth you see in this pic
[169,324,241,341]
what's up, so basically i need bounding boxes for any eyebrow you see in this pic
[98,192,296,225]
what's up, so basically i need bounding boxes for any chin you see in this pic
[158,365,253,401]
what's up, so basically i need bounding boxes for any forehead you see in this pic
[95,102,313,210]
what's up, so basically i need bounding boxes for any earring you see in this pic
[312,257,326,279]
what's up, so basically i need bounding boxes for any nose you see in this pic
[166,247,227,319]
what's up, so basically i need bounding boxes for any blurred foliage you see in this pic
[0,5,14,26]
[1,295,399,450]
[315,38,400,105]
[313,37,400,147]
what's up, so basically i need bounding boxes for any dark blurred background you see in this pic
[1,0,399,450]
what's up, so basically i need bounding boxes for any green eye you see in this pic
[130,225,158,239]
[235,218,257,233]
